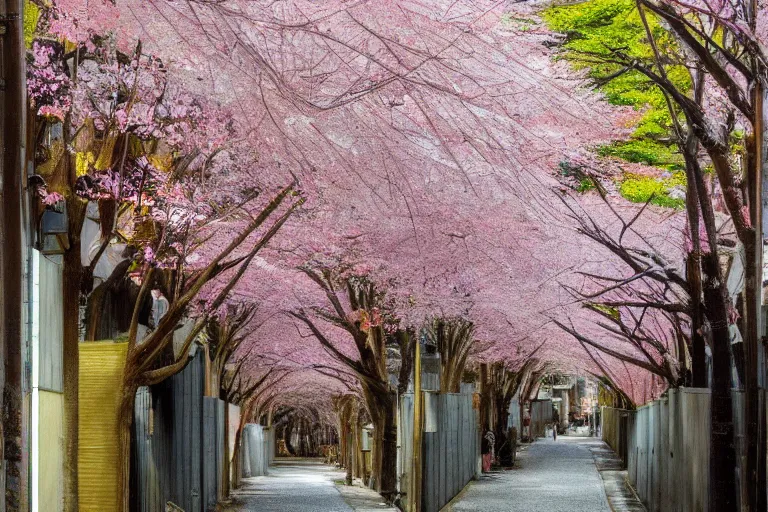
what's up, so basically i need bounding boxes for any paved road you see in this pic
[224,458,353,512]
[447,436,611,512]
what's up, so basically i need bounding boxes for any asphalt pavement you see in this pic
[223,458,353,512]
[446,436,612,512]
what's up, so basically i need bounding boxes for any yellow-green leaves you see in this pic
[24,1,40,48]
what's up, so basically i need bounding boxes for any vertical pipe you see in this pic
[410,334,422,512]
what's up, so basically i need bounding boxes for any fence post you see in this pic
[410,335,423,512]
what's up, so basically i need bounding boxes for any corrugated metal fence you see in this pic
[422,392,478,512]
[602,387,747,512]
[241,424,275,477]
[398,391,479,512]
[78,341,128,512]
[133,352,227,512]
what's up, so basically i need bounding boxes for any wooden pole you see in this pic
[751,72,767,512]
[1,2,26,510]
[410,333,422,512]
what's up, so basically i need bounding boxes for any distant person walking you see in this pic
[552,408,560,441]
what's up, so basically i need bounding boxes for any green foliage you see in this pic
[577,178,595,193]
[586,303,620,320]
[619,172,685,208]
[542,0,690,139]
[543,0,693,209]
[598,139,684,168]
[24,1,40,48]
[559,160,595,193]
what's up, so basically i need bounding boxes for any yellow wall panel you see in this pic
[78,341,128,512]
[38,391,64,511]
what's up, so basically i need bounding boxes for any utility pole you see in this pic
[410,333,422,512]
[747,0,768,505]
[0,1,25,511]
[752,64,767,512]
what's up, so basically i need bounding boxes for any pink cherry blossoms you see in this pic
[30,0,698,406]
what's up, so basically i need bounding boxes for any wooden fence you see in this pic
[603,387,748,512]
[398,391,479,512]
[133,352,227,512]
[529,399,552,438]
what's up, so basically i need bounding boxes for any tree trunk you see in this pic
[742,234,763,512]
[223,406,230,497]
[744,82,766,511]
[380,392,397,497]
[702,253,738,511]
[284,419,295,456]
[62,235,84,512]
[365,387,396,496]
[345,428,353,485]
[116,380,138,512]
[231,422,244,489]
[1,2,25,510]
[686,253,707,387]
[478,364,492,433]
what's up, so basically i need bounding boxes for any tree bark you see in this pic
[744,80,766,512]
[363,385,396,495]
[702,253,738,511]
[231,413,247,489]
[223,406,230,497]
[0,2,25,510]
[62,230,84,512]
[379,391,397,497]
[116,380,138,512]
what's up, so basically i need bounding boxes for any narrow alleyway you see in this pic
[223,459,353,512]
[447,437,611,512]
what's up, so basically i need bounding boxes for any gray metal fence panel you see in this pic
[242,424,270,477]
[668,388,681,512]
[608,387,747,512]
[658,396,669,512]
[241,429,251,477]
[647,402,657,511]
[202,397,219,510]
[627,406,638,494]
[397,393,414,494]
[38,254,64,392]
[397,390,478,512]
[421,392,477,512]
[216,399,226,500]
[682,388,709,512]
[133,353,229,512]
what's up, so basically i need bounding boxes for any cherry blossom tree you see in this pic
[29,0,719,508]
[543,0,768,507]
